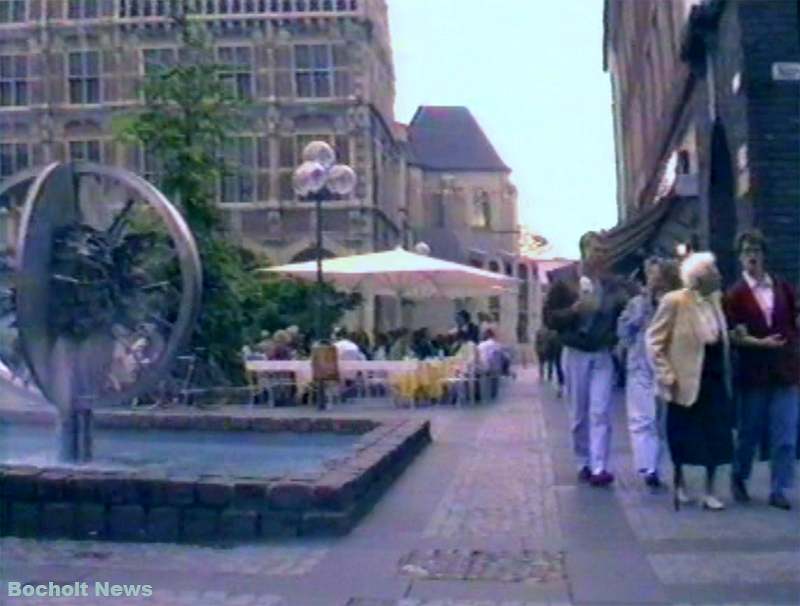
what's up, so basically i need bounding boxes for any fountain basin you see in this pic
[0,411,431,543]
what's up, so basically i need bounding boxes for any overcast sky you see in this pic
[387,0,617,259]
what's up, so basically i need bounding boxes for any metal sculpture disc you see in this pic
[1,162,201,460]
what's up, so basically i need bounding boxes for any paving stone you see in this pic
[98,476,138,505]
[220,508,259,540]
[146,506,180,542]
[649,552,800,585]
[181,506,219,542]
[108,505,146,541]
[40,502,75,538]
[423,399,560,542]
[75,503,106,539]
[163,479,196,506]
[398,549,566,584]
[2,468,41,500]
[0,588,288,605]
[268,481,312,510]
[36,470,69,500]
[9,501,40,536]
[196,480,234,507]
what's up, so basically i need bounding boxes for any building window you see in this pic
[67,51,101,104]
[220,136,256,203]
[293,44,349,99]
[67,0,98,19]
[0,55,27,107]
[139,146,164,187]
[0,0,25,22]
[0,142,29,177]
[294,44,332,98]
[217,46,253,100]
[142,48,177,75]
[471,190,491,229]
[488,295,500,323]
[68,140,101,162]
[433,192,445,228]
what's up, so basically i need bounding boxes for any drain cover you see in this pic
[398,549,565,583]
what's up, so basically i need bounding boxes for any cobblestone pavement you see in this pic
[346,600,569,606]
[398,549,565,583]
[1,538,329,577]
[423,385,561,545]
[3,588,287,605]
[3,369,799,605]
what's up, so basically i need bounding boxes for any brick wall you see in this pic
[738,0,800,287]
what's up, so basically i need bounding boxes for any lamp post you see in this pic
[292,141,357,342]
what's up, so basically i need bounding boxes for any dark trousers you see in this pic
[734,385,799,497]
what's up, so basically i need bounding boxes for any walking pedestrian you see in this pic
[535,326,551,382]
[543,232,628,486]
[725,230,799,511]
[646,252,734,511]
[548,329,565,398]
[617,257,681,489]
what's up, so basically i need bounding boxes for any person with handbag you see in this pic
[646,252,734,511]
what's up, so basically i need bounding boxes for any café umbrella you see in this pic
[258,246,519,299]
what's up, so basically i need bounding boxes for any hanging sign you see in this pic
[772,63,800,81]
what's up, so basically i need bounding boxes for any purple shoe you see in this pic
[589,470,615,487]
[577,466,591,482]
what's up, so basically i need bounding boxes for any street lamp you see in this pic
[292,141,357,342]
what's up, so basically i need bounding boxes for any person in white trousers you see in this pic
[544,233,630,487]
[617,257,681,489]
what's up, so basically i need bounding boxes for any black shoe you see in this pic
[769,493,792,511]
[577,466,591,483]
[731,477,751,503]
[645,472,662,489]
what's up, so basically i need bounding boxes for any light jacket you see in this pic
[645,288,732,406]
[617,292,656,385]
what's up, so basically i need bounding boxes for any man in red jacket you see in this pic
[725,230,800,510]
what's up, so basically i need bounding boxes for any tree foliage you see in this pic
[114,18,358,384]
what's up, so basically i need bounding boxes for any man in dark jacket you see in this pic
[726,230,799,510]
[544,232,628,486]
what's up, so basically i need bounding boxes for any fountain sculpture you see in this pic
[0,162,202,463]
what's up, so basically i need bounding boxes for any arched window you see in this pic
[471,190,491,229]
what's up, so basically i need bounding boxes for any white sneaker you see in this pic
[676,486,692,505]
[702,494,725,511]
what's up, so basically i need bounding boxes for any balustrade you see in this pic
[116,0,357,18]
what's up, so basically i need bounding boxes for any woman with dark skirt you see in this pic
[646,252,734,511]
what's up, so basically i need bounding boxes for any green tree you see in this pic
[114,18,358,385]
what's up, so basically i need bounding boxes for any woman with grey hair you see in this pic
[618,257,681,489]
[646,252,734,511]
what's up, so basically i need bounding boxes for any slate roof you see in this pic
[407,106,510,173]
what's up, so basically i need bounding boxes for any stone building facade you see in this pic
[0,0,540,343]
[0,0,401,260]
[398,106,539,345]
[602,0,800,287]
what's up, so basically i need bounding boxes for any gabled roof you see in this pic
[407,106,510,173]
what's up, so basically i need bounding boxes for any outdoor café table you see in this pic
[244,360,312,405]
[245,359,421,406]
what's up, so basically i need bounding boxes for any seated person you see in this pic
[477,328,502,373]
[372,333,390,361]
[388,329,412,360]
[268,330,293,361]
[411,327,436,360]
[333,327,366,361]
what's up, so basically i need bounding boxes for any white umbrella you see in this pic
[259,247,518,299]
